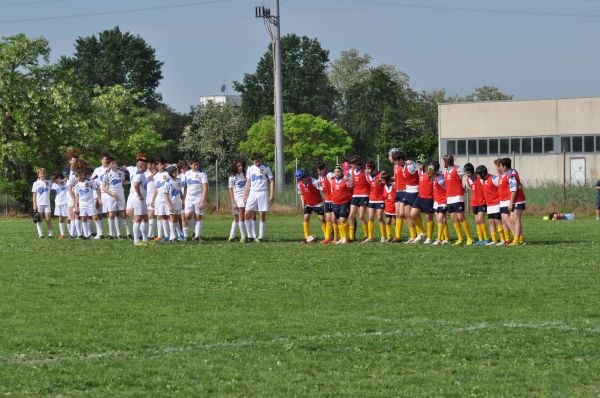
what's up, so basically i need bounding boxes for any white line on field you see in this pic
[5,319,600,366]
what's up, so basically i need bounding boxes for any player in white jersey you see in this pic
[183,159,209,241]
[150,158,172,241]
[130,155,150,246]
[166,166,184,242]
[73,170,102,239]
[228,159,247,242]
[176,161,188,235]
[66,152,80,238]
[91,153,111,236]
[102,157,131,239]
[144,160,158,238]
[243,153,274,242]
[51,173,68,239]
[32,168,54,238]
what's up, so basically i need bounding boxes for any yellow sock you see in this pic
[395,219,403,239]
[453,222,463,242]
[482,223,490,241]
[349,226,355,241]
[427,221,434,240]
[333,224,339,241]
[491,231,498,243]
[519,235,525,243]
[386,224,392,239]
[415,217,424,235]
[368,221,374,240]
[444,224,449,241]
[461,220,472,241]
[362,223,368,239]
[325,221,332,240]
[339,222,347,239]
[409,227,417,239]
[303,221,310,239]
[436,224,443,241]
[476,224,483,242]
[504,229,511,242]
[321,223,327,239]
[379,223,386,239]
[497,226,504,241]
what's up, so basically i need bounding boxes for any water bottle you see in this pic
[563,213,575,220]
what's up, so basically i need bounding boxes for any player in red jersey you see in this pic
[316,161,336,244]
[402,158,424,243]
[347,155,369,242]
[365,161,385,243]
[331,164,352,244]
[495,158,514,244]
[431,161,449,245]
[464,163,490,245]
[500,158,526,245]
[476,165,505,245]
[410,160,435,244]
[381,171,396,242]
[296,170,326,243]
[390,149,406,242]
[443,154,473,245]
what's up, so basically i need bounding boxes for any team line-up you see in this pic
[31,149,526,246]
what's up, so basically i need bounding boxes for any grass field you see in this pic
[1,215,600,397]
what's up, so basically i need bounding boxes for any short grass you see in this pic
[1,215,599,397]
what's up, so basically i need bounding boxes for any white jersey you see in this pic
[184,169,208,196]
[75,179,98,208]
[246,164,273,192]
[32,180,51,206]
[66,172,78,206]
[51,182,68,206]
[131,171,148,199]
[228,173,246,198]
[169,178,183,209]
[92,166,108,198]
[104,168,125,194]
[154,171,171,204]
[145,171,157,201]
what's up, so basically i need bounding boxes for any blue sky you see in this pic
[2,0,600,112]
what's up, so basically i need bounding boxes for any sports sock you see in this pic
[157,220,163,238]
[368,220,374,240]
[519,235,525,243]
[176,223,183,237]
[59,222,66,236]
[133,222,140,244]
[183,226,189,238]
[339,222,347,239]
[303,221,310,239]
[320,223,327,239]
[427,221,434,240]
[395,219,403,239]
[162,220,169,238]
[169,222,177,240]
[259,221,265,239]
[238,220,246,239]
[415,217,425,235]
[325,221,332,240]
[362,223,368,239]
[491,231,498,243]
[443,224,449,241]
[333,223,339,241]
[124,218,131,235]
[229,221,237,239]
[386,224,392,239]
[69,220,75,236]
[504,228,511,242]
[453,222,463,242]
[114,217,121,237]
[349,225,355,241]
[148,219,155,238]
[35,222,43,237]
[461,220,472,241]
[476,224,483,241]
[108,217,114,237]
[497,225,504,240]
[82,221,90,238]
[437,224,443,241]
[95,220,103,237]
[244,220,254,239]
[87,220,93,234]
[194,219,203,239]
[140,221,148,242]
[75,219,82,237]
[482,223,489,240]
[409,227,417,240]
[379,223,386,239]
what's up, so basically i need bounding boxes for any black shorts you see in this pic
[324,202,333,213]
[368,202,384,210]
[413,197,434,214]
[385,213,396,219]
[488,212,501,220]
[403,192,418,207]
[434,205,447,214]
[395,191,405,203]
[472,205,487,214]
[511,203,526,212]
[447,202,465,214]
[304,205,324,215]
[351,196,369,207]
[500,206,510,215]
[596,198,600,210]
[333,203,350,219]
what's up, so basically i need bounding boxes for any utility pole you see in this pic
[255,1,285,193]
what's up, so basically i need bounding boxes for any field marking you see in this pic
[5,319,600,366]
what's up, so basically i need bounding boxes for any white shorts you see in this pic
[185,195,205,215]
[54,204,68,217]
[107,193,126,212]
[37,204,52,214]
[231,196,245,215]
[126,193,135,210]
[487,204,500,215]
[131,199,148,216]
[499,200,510,208]
[246,190,269,212]
[154,202,171,216]
[101,193,111,213]
[79,206,97,217]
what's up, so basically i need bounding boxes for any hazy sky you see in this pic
[2,0,600,112]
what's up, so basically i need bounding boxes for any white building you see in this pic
[199,95,242,107]
[438,97,600,186]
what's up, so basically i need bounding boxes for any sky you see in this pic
[2,0,600,113]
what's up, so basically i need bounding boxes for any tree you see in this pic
[153,103,193,160]
[329,48,372,103]
[465,85,513,102]
[60,26,164,107]
[179,101,246,178]
[234,34,338,125]
[239,113,352,174]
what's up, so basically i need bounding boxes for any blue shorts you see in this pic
[403,192,418,207]
[500,206,510,215]
[385,213,396,219]
[395,191,405,203]
[471,205,487,214]
[368,202,384,210]
[304,205,324,215]
[351,196,369,207]
[333,203,350,219]
[434,206,447,214]
[324,202,333,213]
[511,203,526,212]
[447,202,465,214]
[413,197,434,214]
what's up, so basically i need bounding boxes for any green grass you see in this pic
[1,215,600,397]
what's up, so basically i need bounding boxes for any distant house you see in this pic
[199,95,242,107]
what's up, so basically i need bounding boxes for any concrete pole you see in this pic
[273,0,285,194]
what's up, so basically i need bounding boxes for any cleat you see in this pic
[47,235,53,239]
[107,236,114,240]
[136,241,142,247]
[361,238,371,244]
[474,241,485,246]
[466,239,474,246]
[179,234,185,241]
[404,238,415,244]
[240,237,246,243]
[153,236,162,241]
[432,240,440,246]
[413,233,425,243]
[69,235,77,239]
[496,241,505,246]
[142,242,149,247]
[58,235,65,240]
[127,234,133,240]
[520,241,527,246]
[193,237,200,242]
[423,239,432,245]
[228,237,236,242]
[38,236,44,239]
[162,236,169,242]
[509,240,520,246]
[454,240,464,246]
[93,235,103,240]
[380,237,389,243]
[257,238,265,243]
[441,240,450,245]
[336,238,348,245]
[169,239,177,243]
[390,237,400,243]
[320,239,332,244]
[486,241,497,246]
[80,236,89,240]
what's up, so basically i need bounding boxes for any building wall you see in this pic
[199,95,242,107]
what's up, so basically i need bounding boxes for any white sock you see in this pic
[124,218,131,235]
[87,220,93,234]
[148,219,155,238]
[239,220,247,238]
[69,220,75,236]
[133,222,140,244]
[95,220,103,236]
[59,222,66,236]
[176,223,183,237]
[251,220,257,239]
[259,221,265,239]
[108,218,114,237]
[169,222,177,240]
[114,217,121,237]
[35,222,43,237]
[194,219,203,238]
[183,226,188,238]
[245,220,254,239]
[162,220,169,238]
[157,219,163,238]
[75,219,82,237]
[229,221,237,239]
[83,221,90,237]
[140,221,148,242]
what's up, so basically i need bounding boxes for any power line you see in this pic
[0,0,238,24]
[0,0,67,8]
[327,0,600,19]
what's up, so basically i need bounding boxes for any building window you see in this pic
[597,136,600,152]
[532,138,543,153]
[544,137,554,153]
[572,136,582,152]
[561,136,571,152]
[457,140,466,155]
[447,140,456,155]
[510,138,521,154]
[468,140,477,155]
[489,139,498,155]
[521,138,532,154]
[584,135,594,153]
[500,139,509,154]
[478,140,488,155]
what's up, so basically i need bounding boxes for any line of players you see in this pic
[32,152,275,246]
[295,149,526,246]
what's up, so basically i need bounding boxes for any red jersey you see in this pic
[331,177,352,205]
[509,169,526,203]
[384,184,396,214]
[482,175,500,207]
[367,172,384,203]
[433,174,447,205]
[394,163,406,191]
[418,170,434,199]
[298,178,323,207]
[466,176,485,207]
[350,168,369,197]
[444,165,465,204]
[318,172,333,202]
[403,162,419,193]
[498,172,511,202]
